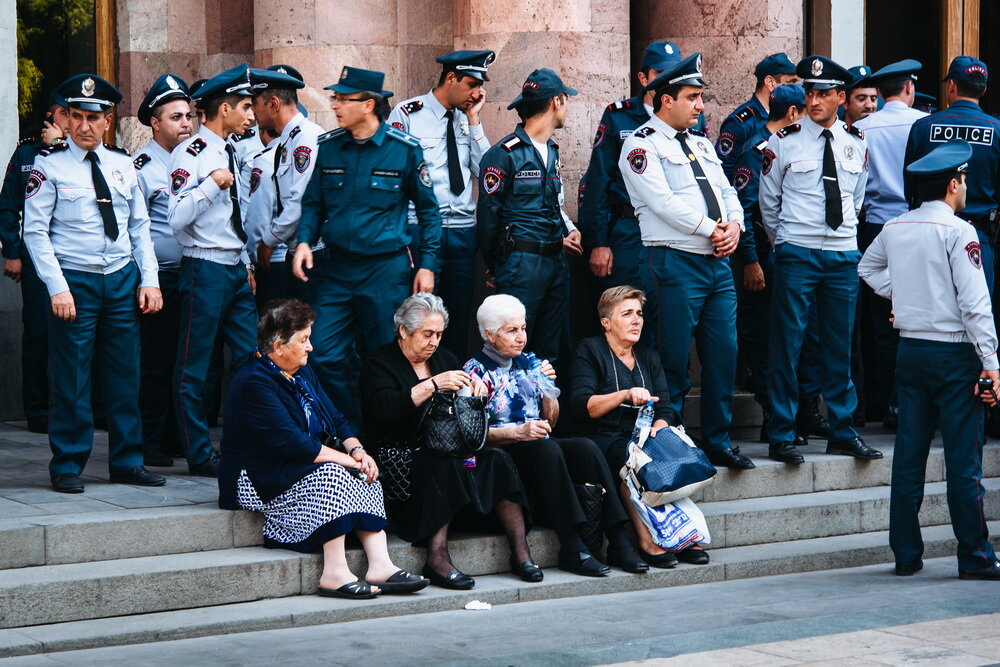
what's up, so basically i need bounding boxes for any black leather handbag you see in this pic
[418,390,489,458]
[575,482,606,554]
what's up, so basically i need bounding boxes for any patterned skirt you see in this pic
[237,463,388,553]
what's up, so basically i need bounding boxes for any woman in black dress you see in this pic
[570,286,709,567]
[361,293,540,589]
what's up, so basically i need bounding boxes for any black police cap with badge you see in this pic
[796,56,852,90]
[324,66,394,98]
[943,55,988,86]
[59,74,122,111]
[643,52,707,95]
[507,68,578,109]
[436,50,496,82]
[905,138,972,179]
[138,74,191,126]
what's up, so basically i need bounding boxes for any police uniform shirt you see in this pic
[731,126,774,264]
[297,123,442,271]
[716,95,768,178]
[388,91,490,228]
[854,101,927,224]
[168,126,247,255]
[618,113,743,255]
[133,139,184,270]
[261,112,324,248]
[759,116,868,251]
[231,129,264,181]
[22,137,159,297]
[858,200,998,369]
[0,138,46,260]
[243,143,279,261]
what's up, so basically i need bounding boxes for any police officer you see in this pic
[760,56,882,464]
[292,66,441,426]
[905,56,1000,295]
[716,53,798,178]
[0,85,71,434]
[841,66,878,126]
[478,68,581,367]
[243,126,281,307]
[388,50,494,358]
[581,42,684,293]
[619,54,754,470]
[23,74,166,493]
[133,73,195,467]
[855,60,928,430]
[859,139,1000,580]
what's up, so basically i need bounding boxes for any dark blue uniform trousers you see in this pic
[306,251,410,428]
[859,221,898,416]
[48,263,143,478]
[641,247,737,454]
[140,269,181,456]
[594,216,643,292]
[21,251,49,424]
[891,339,997,572]
[496,249,570,367]
[768,244,861,443]
[174,258,257,465]
[437,226,477,359]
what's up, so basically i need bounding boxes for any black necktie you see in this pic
[675,131,723,223]
[272,144,284,217]
[225,144,248,243]
[821,129,844,230]
[444,109,464,196]
[85,151,118,241]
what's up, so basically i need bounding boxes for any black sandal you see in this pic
[317,580,380,599]
[365,569,429,594]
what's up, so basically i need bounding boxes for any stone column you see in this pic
[0,0,21,418]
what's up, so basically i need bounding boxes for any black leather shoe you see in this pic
[189,452,220,477]
[827,437,883,460]
[895,560,923,576]
[796,396,829,437]
[769,441,804,464]
[27,418,48,434]
[51,474,84,494]
[707,447,756,470]
[144,450,175,467]
[110,466,166,486]
[638,548,678,569]
[558,551,610,577]
[959,561,1000,580]
[793,433,809,448]
[607,545,649,573]
[422,563,475,589]
[510,558,544,582]
[677,546,710,565]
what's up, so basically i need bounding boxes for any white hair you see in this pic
[393,292,449,338]
[476,294,526,341]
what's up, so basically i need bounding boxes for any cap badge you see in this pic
[277,67,287,75]
[523,80,540,91]
[166,75,179,90]
[340,67,348,81]
[82,77,96,97]
[812,59,823,77]
[858,67,867,75]
[665,44,674,54]
[695,54,703,72]
[967,65,988,77]
[484,52,496,66]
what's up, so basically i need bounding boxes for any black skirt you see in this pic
[385,446,530,546]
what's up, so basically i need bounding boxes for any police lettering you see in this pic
[514,170,541,179]
[929,124,995,146]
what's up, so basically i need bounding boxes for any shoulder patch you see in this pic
[133,153,152,170]
[776,124,801,139]
[385,126,420,147]
[845,123,865,139]
[733,166,754,192]
[966,241,982,269]
[293,146,312,173]
[104,143,129,156]
[17,137,37,147]
[186,138,207,156]
[249,167,263,194]
[318,128,347,143]
[482,166,505,194]
[761,148,776,175]
[170,168,190,195]
[24,169,46,198]
[289,125,302,140]
[627,148,647,174]
[717,130,737,155]
[233,128,256,142]
[501,136,525,152]
[39,142,69,157]
[401,100,423,116]
[735,106,756,124]
[634,126,656,139]
[391,121,405,131]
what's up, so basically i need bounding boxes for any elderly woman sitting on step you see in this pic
[218,299,427,600]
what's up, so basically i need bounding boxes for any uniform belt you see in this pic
[313,246,408,264]
[511,239,562,256]
[182,247,244,265]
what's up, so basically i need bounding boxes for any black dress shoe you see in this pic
[793,433,809,448]
[959,561,1000,580]
[826,437,883,459]
[607,546,649,573]
[769,441,804,464]
[51,474,84,494]
[27,418,48,434]
[677,546,710,565]
[895,560,923,576]
[110,466,166,486]
[144,450,175,467]
[422,563,475,589]
[510,558,544,582]
[188,453,220,477]
[638,548,678,569]
[796,396,829,437]
[558,551,610,577]
[707,447,756,470]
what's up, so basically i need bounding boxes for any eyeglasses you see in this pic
[330,97,367,104]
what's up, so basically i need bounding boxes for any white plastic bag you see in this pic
[625,476,711,550]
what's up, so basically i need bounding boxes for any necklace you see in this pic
[609,344,644,408]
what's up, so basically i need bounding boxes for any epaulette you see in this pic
[186,138,207,156]
[400,100,424,116]
[735,106,756,124]
[634,126,656,138]
[232,128,256,142]
[133,153,152,170]
[610,99,632,111]
[751,139,769,153]
[318,129,347,143]
[17,137,37,147]
[385,126,420,147]
[688,128,706,138]
[501,135,526,152]
[776,124,801,138]
[104,143,129,156]
[845,123,865,139]
[289,125,301,140]
[39,142,70,157]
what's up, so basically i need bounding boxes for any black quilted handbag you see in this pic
[418,391,489,458]
[575,482,606,554]
[374,442,414,502]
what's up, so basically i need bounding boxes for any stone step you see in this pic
[1,524,995,658]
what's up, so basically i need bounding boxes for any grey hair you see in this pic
[476,294,526,341]
[393,292,449,338]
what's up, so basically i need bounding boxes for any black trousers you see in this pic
[140,269,181,455]
[502,436,628,541]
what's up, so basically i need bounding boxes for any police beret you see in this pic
[754,53,796,78]
[905,139,972,178]
[507,68,578,109]
[325,66,393,98]
[796,56,852,90]
[58,74,122,112]
[644,53,706,94]
[943,55,988,85]
[436,50,496,81]
[138,74,191,126]
[642,42,682,74]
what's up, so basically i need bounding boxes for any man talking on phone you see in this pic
[859,139,1000,580]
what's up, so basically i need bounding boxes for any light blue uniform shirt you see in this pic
[133,139,184,270]
[263,113,324,247]
[22,137,159,296]
[854,100,928,224]
[243,142,281,262]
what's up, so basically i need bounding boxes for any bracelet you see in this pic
[348,445,364,457]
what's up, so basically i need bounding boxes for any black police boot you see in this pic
[796,397,829,437]
[769,441,804,464]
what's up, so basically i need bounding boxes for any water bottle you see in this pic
[523,352,561,399]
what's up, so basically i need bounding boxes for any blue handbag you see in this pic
[619,403,717,505]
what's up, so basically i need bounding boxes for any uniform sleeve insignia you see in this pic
[401,100,423,116]
[627,148,648,174]
[293,146,312,173]
[762,148,776,175]
[966,241,983,269]
[186,139,207,156]
[611,99,631,111]
[717,131,737,155]
[249,167,262,194]
[735,107,756,123]
[734,166,754,191]
[483,166,505,194]
[170,168,190,194]
[133,153,152,170]
[17,137,37,147]
[592,121,607,149]
[864,148,870,172]
[845,123,865,139]
[391,121,405,131]
[634,126,656,138]
[501,136,524,152]
[289,126,302,140]
[752,139,768,153]
[417,159,432,188]
[24,169,46,199]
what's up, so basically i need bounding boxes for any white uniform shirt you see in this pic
[261,113,324,247]
[388,91,490,228]
[619,113,742,255]
[133,139,183,270]
[759,116,868,251]
[22,138,159,296]
[854,100,928,224]
[859,200,998,370]
[243,142,280,262]
[231,129,264,189]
